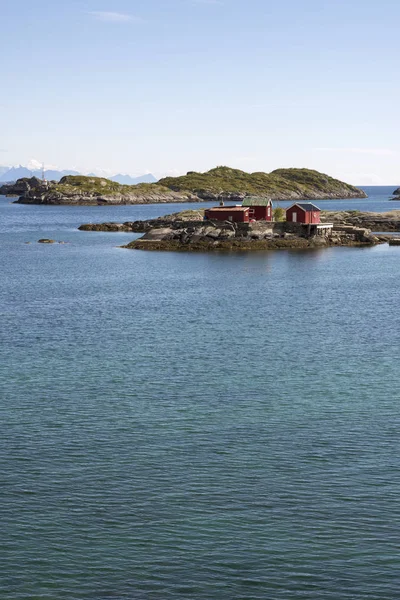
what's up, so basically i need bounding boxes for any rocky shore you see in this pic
[79,209,386,252]
[321,209,400,231]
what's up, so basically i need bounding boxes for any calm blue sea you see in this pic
[1,186,400,600]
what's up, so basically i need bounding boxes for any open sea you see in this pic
[1,185,400,599]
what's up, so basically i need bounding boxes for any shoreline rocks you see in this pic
[321,209,400,231]
[13,187,198,206]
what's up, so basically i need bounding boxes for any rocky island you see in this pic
[3,166,367,205]
[79,208,391,252]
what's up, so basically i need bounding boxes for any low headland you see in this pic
[2,166,366,205]
[79,208,398,252]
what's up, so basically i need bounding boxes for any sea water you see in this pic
[1,187,400,599]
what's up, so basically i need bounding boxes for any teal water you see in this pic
[1,189,400,599]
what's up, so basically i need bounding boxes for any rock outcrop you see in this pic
[79,210,206,233]
[0,176,43,196]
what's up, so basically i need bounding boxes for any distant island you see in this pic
[2,166,367,205]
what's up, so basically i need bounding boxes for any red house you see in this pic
[286,203,321,224]
[242,197,273,221]
[204,206,250,223]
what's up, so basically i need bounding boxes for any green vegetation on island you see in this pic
[158,166,366,200]
[3,166,367,205]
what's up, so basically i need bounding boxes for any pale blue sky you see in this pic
[1,0,399,182]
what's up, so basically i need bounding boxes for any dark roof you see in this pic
[242,197,272,207]
[206,206,249,212]
[288,203,320,212]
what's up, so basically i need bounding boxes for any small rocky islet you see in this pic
[1,166,366,205]
[79,208,398,252]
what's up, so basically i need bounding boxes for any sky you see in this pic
[1,0,399,183]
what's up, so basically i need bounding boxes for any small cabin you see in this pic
[242,197,273,221]
[204,206,250,223]
[286,203,321,224]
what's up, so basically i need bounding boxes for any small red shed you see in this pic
[205,206,250,223]
[286,203,321,224]
[242,197,273,221]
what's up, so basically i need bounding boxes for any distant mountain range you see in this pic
[86,172,157,185]
[110,173,157,185]
[0,165,158,185]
